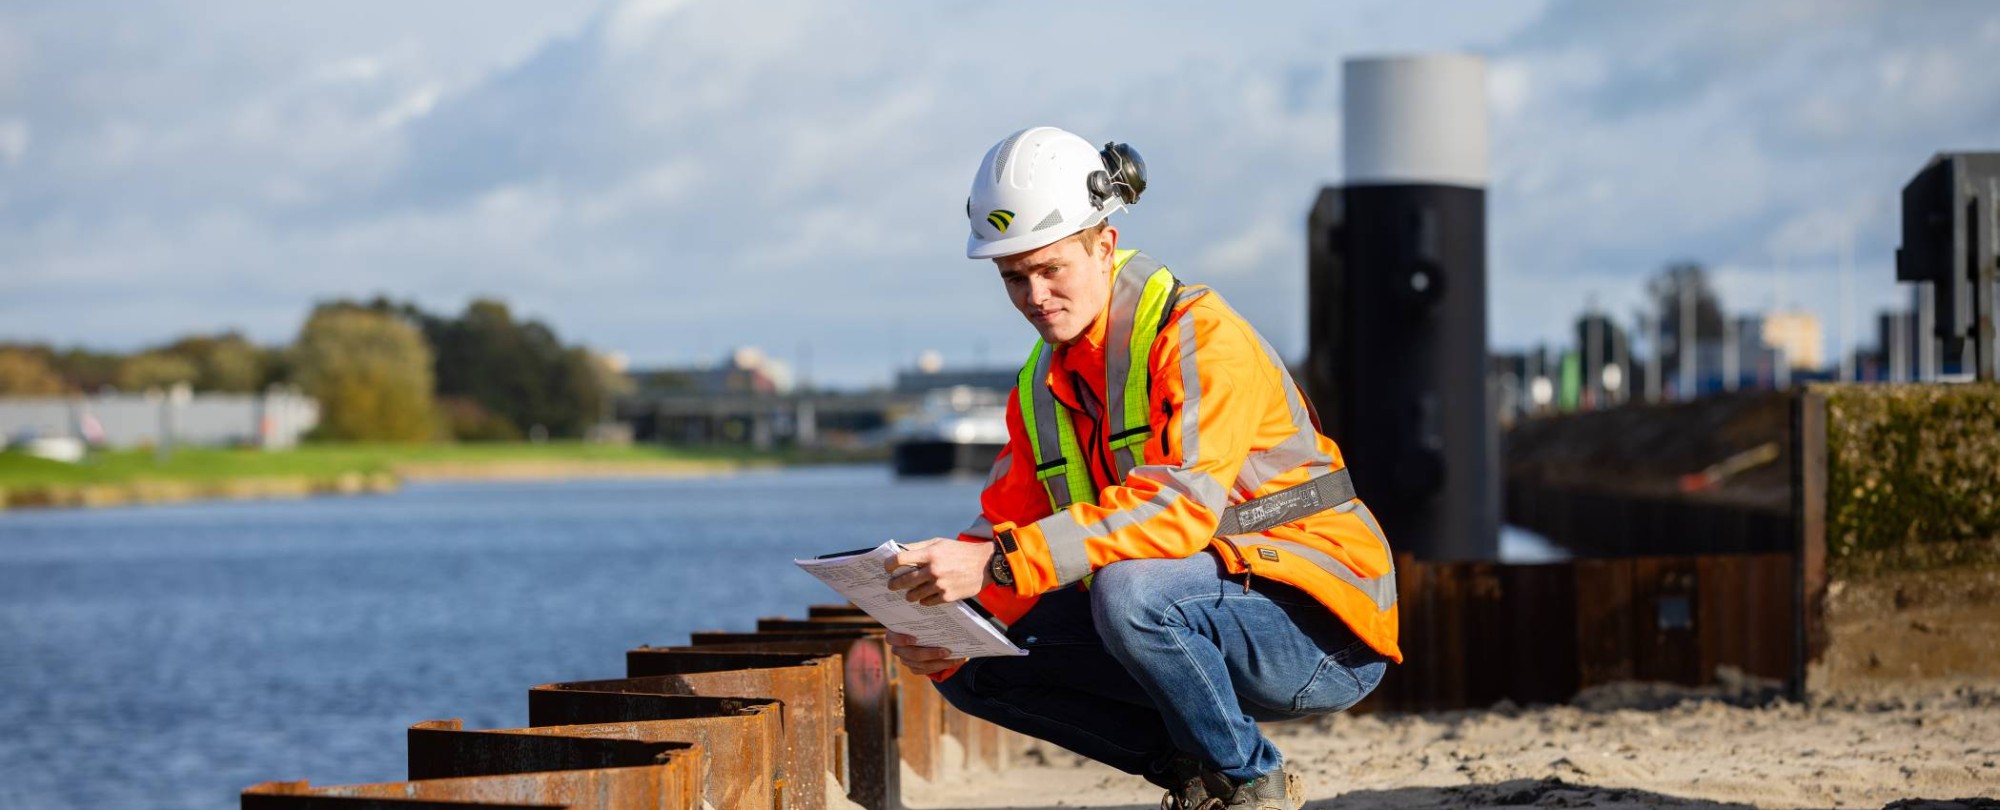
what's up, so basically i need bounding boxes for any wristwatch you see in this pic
[987,542,1015,587]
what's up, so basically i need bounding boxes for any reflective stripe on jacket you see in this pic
[957,249,1401,665]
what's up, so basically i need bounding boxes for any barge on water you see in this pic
[890,387,1007,477]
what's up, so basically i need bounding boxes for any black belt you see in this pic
[1213,468,1356,537]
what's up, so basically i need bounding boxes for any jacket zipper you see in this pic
[1070,371,1121,490]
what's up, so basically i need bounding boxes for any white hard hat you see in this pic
[965,126,1146,260]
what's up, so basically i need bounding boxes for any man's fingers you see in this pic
[889,642,954,663]
[885,633,952,658]
[905,645,951,662]
[883,548,928,574]
[882,538,952,574]
[886,634,965,674]
[887,567,932,593]
[904,657,963,676]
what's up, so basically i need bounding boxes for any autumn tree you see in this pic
[0,347,66,395]
[288,306,436,442]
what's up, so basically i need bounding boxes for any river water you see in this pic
[0,465,984,810]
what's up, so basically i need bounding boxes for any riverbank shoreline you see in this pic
[0,471,403,510]
[391,457,775,482]
[0,443,813,512]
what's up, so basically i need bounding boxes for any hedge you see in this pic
[1822,382,2000,575]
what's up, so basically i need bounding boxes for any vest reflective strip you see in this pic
[1019,341,1093,510]
[1049,396,1093,506]
[1118,263,1177,470]
[1102,250,1175,477]
[1101,249,1145,475]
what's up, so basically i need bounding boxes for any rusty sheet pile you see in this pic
[242,604,1027,810]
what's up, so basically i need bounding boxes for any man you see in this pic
[884,126,1399,810]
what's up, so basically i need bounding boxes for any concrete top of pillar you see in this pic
[1343,54,1488,189]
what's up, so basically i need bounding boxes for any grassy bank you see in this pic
[0,442,866,510]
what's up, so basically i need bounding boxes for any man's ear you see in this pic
[1098,225,1119,261]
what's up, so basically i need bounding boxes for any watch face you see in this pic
[989,553,1014,586]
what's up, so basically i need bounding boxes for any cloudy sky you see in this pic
[2,1,1995,386]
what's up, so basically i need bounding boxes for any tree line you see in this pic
[0,298,629,443]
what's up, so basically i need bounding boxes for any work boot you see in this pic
[1153,752,1226,810]
[1216,767,1303,810]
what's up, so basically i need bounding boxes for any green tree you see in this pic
[289,306,437,442]
[436,396,522,441]
[413,299,602,439]
[0,347,66,395]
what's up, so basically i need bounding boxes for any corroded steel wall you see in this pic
[243,605,1026,810]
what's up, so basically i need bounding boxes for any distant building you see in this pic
[1762,311,1824,370]
[632,347,795,397]
[1572,312,1633,407]
[1872,309,1918,382]
[0,390,319,450]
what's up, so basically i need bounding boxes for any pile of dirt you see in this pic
[1816,566,2000,692]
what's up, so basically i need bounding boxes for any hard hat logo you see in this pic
[966,126,1139,260]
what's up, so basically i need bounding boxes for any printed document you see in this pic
[794,540,1027,659]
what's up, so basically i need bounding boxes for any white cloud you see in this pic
[1487,59,1532,122]
[1196,218,1292,280]
[374,85,441,130]
[312,54,391,84]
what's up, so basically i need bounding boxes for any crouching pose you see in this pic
[885,127,1401,810]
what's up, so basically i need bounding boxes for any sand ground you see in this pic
[901,678,2000,810]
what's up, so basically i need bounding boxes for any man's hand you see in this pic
[885,631,964,676]
[884,537,996,607]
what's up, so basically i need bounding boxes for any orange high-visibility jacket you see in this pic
[956,250,1401,667]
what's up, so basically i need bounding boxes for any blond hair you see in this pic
[1068,220,1112,259]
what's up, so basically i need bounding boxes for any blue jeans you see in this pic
[935,551,1388,784]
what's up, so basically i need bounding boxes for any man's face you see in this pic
[994,226,1117,345]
